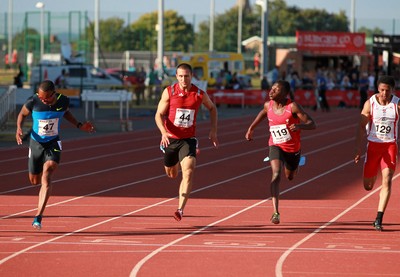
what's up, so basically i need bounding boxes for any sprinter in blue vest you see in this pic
[16,80,95,230]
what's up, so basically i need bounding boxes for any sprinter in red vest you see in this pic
[245,80,316,224]
[155,63,218,221]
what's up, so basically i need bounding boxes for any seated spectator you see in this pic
[229,72,241,90]
[340,75,352,90]
[215,71,225,89]
[326,72,336,90]
[302,75,314,90]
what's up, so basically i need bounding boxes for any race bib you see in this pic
[38,118,59,137]
[374,121,394,141]
[174,108,195,128]
[270,124,291,144]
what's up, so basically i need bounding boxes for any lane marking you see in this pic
[1,162,279,265]
[0,115,356,176]
[274,172,400,277]
[0,114,258,164]
[0,113,359,268]
[0,140,353,266]
[129,158,357,276]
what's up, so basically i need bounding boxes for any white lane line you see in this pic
[0,145,272,219]
[0,122,356,266]
[1,129,353,215]
[0,197,174,265]
[0,165,268,266]
[0,115,255,165]
[0,116,355,177]
[274,172,400,277]
[129,159,356,276]
[1,139,352,266]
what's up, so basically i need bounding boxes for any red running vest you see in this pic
[165,83,204,139]
[267,99,301,152]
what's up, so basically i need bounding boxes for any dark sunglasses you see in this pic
[38,92,55,101]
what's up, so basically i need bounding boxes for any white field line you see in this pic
[1,137,352,266]
[129,157,359,276]
[274,173,398,277]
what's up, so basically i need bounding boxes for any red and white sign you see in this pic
[296,31,366,54]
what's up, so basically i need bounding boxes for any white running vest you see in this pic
[367,94,399,143]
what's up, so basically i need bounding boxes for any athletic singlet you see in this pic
[267,99,301,152]
[165,83,204,139]
[367,94,399,143]
[24,93,69,143]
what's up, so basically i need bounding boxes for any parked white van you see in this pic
[30,64,122,89]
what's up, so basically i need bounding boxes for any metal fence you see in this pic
[0,85,17,129]
[1,10,399,67]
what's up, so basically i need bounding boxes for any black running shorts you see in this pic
[269,145,301,171]
[163,138,197,167]
[28,138,61,174]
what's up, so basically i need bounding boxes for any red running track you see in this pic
[1,108,400,277]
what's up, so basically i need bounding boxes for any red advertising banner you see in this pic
[296,31,366,54]
[207,89,379,108]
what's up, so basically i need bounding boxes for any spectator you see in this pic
[13,63,24,88]
[261,75,270,90]
[215,71,225,89]
[313,70,329,112]
[224,71,233,89]
[55,69,68,89]
[230,72,241,90]
[368,72,375,91]
[326,71,336,90]
[301,72,314,90]
[11,49,18,69]
[289,72,301,101]
[254,52,260,74]
[4,53,10,69]
[135,67,146,105]
[358,72,369,109]
[271,66,279,84]
[340,75,352,90]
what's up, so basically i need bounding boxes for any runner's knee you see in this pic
[165,166,178,178]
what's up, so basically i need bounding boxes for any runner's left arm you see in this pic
[202,92,218,148]
[63,110,95,133]
[291,102,316,131]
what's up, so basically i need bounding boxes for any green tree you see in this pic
[196,0,350,51]
[267,0,348,34]
[13,28,40,52]
[129,12,158,51]
[86,17,128,52]
[196,6,259,52]
[130,10,194,52]
[357,26,384,37]
[292,9,348,33]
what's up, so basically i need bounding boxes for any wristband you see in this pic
[76,122,83,129]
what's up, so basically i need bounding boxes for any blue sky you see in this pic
[1,0,398,18]
[2,0,399,33]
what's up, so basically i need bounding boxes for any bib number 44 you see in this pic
[174,108,195,128]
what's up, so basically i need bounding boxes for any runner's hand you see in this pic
[80,122,95,133]
[16,128,23,145]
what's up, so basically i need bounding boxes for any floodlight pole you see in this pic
[8,0,13,66]
[35,2,45,61]
[237,1,242,53]
[259,0,268,75]
[209,0,214,52]
[94,0,99,67]
[350,0,356,32]
[157,0,164,72]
